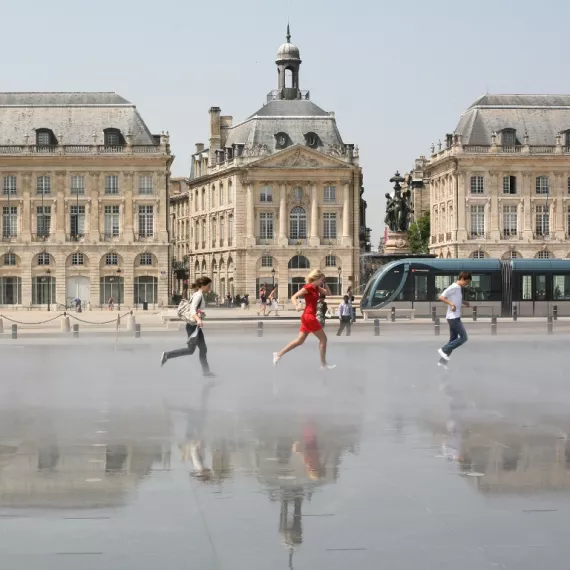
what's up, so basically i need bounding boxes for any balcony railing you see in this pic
[467,232,490,240]
[100,146,125,154]
[100,232,121,241]
[438,233,444,242]
[66,233,86,242]
[256,237,276,245]
[31,233,50,242]
[533,231,551,240]
[446,232,452,241]
[1,234,18,242]
[288,238,308,245]
[500,231,523,240]
[134,233,155,241]
[323,238,339,245]
[0,144,165,156]
[31,145,57,154]
[430,235,436,244]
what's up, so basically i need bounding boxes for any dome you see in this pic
[276,41,300,62]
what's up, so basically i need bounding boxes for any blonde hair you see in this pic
[306,269,325,283]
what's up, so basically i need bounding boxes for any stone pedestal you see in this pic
[384,231,411,255]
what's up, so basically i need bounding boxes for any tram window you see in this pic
[464,274,492,301]
[535,275,547,301]
[434,275,455,299]
[521,275,532,300]
[372,267,405,303]
[414,275,428,301]
[553,275,570,300]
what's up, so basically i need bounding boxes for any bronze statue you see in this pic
[384,172,413,232]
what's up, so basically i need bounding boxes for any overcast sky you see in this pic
[3,0,570,244]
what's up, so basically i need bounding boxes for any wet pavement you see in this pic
[1,333,570,569]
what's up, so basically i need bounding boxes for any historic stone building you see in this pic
[0,92,172,308]
[423,94,570,259]
[171,28,365,299]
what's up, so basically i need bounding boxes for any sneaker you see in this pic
[160,352,168,367]
[320,363,336,371]
[438,348,450,362]
[437,360,448,371]
[273,352,281,366]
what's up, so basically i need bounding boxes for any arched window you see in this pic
[103,128,124,147]
[500,128,517,146]
[285,68,293,88]
[503,250,521,259]
[36,129,56,147]
[71,253,84,266]
[289,207,307,240]
[304,132,320,149]
[288,255,310,269]
[139,253,153,266]
[4,253,16,266]
[37,252,51,265]
[470,251,486,259]
[536,250,553,259]
[261,255,273,268]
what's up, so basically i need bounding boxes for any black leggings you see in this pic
[165,324,211,374]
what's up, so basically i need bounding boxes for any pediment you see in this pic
[249,146,349,169]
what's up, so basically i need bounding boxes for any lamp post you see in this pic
[46,268,51,311]
[337,266,342,296]
[271,267,276,288]
[116,268,122,310]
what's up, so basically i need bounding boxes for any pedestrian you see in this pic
[108,296,114,311]
[316,293,328,328]
[267,287,279,317]
[437,271,472,368]
[346,285,356,323]
[244,294,250,310]
[336,295,352,336]
[257,286,267,316]
[160,277,216,378]
[273,269,335,370]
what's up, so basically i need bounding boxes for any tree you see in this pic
[408,212,430,254]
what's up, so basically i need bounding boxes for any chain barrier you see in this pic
[0,313,64,325]
[66,311,131,326]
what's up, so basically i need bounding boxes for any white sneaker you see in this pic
[273,352,280,366]
[438,360,448,371]
[438,348,450,362]
[320,363,336,371]
[160,352,168,367]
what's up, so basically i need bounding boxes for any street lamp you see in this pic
[337,266,342,296]
[116,268,122,310]
[271,267,276,288]
[46,268,51,311]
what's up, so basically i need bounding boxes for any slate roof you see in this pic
[224,99,344,153]
[0,92,157,145]
[456,94,570,145]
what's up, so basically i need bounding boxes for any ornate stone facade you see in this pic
[0,93,172,308]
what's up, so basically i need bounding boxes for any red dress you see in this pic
[300,284,322,333]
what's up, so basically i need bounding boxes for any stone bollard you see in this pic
[472,306,478,321]
[553,305,558,321]
[11,324,17,339]
[126,312,136,332]
[491,316,497,336]
[72,324,79,338]
[434,317,440,336]
[431,306,436,322]
[257,321,263,338]
[547,315,553,335]
[0,317,3,334]
[512,305,518,322]
[135,323,141,338]
[60,313,71,333]
[391,307,396,323]
[373,318,380,336]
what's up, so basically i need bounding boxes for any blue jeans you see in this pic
[441,318,468,356]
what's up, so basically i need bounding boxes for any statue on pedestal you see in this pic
[384,172,413,233]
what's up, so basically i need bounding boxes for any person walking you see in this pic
[316,293,328,329]
[267,287,280,317]
[160,277,216,378]
[437,271,472,368]
[257,286,267,316]
[336,295,353,336]
[273,269,335,370]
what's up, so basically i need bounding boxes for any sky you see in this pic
[3,0,570,245]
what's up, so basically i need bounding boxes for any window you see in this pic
[37,131,52,146]
[37,175,51,195]
[229,215,234,244]
[3,175,16,195]
[501,130,516,146]
[470,205,485,237]
[104,205,120,237]
[521,275,532,300]
[275,132,289,149]
[470,251,486,259]
[0,277,21,304]
[220,218,225,244]
[202,188,206,210]
[71,252,84,265]
[260,186,273,202]
[503,175,517,194]
[553,275,570,300]
[293,186,304,201]
[535,274,547,299]
[325,255,337,267]
[504,250,520,259]
[470,175,484,194]
[138,205,154,237]
[305,132,319,148]
[105,175,119,194]
[134,276,158,305]
[323,213,337,240]
[139,253,153,266]
[211,186,216,208]
[502,205,518,237]
[289,207,307,240]
[288,255,310,269]
[4,253,16,266]
[219,183,224,206]
[568,178,570,195]
[535,205,549,236]
[212,219,217,244]
[414,274,428,301]
[32,276,55,305]
[37,252,50,265]
[465,274,492,301]
[435,275,455,298]
[259,212,274,240]
[3,206,17,237]
[261,255,273,267]
[70,205,85,237]
[324,186,336,203]
[536,176,550,195]
[105,253,118,265]
[139,175,153,195]
[71,175,85,195]
[228,181,233,203]
[36,206,51,237]
[536,250,552,259]
[104,130,121,147]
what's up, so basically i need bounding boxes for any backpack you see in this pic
[177,293,202,323]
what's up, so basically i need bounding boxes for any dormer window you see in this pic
[274,132,290,150]
[500,129,517,146]
[562,130,570,147]
[103,128,124,147]
[304,132,321,149]
[36,129,56,146]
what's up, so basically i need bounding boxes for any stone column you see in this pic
[245,181,255,246]
[89,172,101,240]
[279,183,287,245]
[21,172,32,240]
[122,172,134,241]
[309,183,319,246]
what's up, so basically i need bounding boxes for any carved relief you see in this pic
[274,149,320,168]
[323,143,345,157]
[244,143,270,157]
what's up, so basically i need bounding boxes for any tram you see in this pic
[360,259,570,318]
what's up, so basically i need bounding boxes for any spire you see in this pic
[286,23,291,43]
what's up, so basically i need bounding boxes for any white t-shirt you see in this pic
[441,282,463,319]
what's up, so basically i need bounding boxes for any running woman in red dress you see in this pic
[273,269,336,370]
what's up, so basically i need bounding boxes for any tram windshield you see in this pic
[370,267,405,304]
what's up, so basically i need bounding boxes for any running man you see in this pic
[273,269,335,370]
[161,277,216,378]
[437,271,472,367]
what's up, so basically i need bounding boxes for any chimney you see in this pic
[209,107,221,163]
[195,143,205,154]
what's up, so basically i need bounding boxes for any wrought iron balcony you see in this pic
[31,233,50,242]
[66,233,85,242]
[134,233,155,241]
[100,232,121,241]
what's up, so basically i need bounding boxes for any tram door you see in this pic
[412,273,430,316]
[518,274,548,317]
